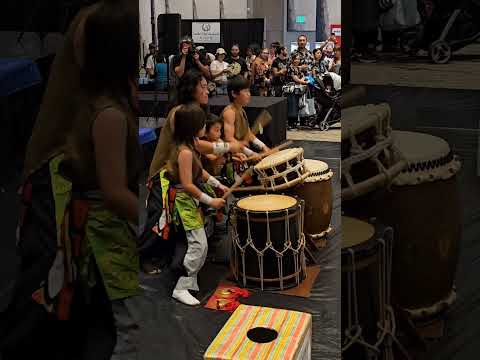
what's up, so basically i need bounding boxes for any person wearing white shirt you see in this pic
[145,43,156,79]
[210,48,229,95]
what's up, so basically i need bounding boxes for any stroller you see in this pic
[308,73,341,131]
[420,0,480,63]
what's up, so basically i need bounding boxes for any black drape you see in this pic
[181,19,264,55]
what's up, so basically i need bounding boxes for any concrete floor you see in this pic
[351,44,480,90]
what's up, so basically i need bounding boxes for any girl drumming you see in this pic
[164,104,228,306]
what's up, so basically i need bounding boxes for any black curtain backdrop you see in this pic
[181,19,264,56]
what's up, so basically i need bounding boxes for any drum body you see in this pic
[254,148,310,191]
[341,103,406,201]
[291,159,333,239]
[230,194,306,290]
[341,217,393,359]
[359,131,462,318]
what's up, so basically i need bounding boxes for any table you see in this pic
[208,96,287,147]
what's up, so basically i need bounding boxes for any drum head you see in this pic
[392,131,461,185]
[255,148,303,171]
[304,159,332,182]
[342,216,375,249]
[237,194,297,212]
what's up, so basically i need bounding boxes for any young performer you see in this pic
[202,114,226,176]
[141,70,243,275]
[163,104,228,306]
[221,75,270,154]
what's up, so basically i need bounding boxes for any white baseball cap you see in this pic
[216,48,226,55]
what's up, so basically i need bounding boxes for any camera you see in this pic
[188,47,197,57]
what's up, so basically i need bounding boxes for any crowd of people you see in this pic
[142,34,342,129]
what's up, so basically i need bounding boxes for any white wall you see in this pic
[327,0,341,25]
[195,0,219,18]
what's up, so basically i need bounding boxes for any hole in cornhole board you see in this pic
[247,327,278,343]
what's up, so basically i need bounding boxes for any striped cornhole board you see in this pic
[204,305,312,360]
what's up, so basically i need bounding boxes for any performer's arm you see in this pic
[179,149,225,209]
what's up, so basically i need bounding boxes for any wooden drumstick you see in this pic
[222,167,254,200]
[251,110,272,136]
[246,140,293,163]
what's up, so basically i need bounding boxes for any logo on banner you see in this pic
[192,22,220,44]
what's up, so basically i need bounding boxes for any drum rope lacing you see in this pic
[343,136,405,198]
[257,154,305,190]
[343,228,409,359]
[231,202,306,291]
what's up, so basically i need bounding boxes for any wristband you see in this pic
[243,147,255,156]
[252,138,266,150]
[213,141,230,155]
[199,193,214,206]
[207,176,221,188]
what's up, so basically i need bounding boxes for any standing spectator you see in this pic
[332,48,341,74]
[268,41,281,66]
[172,37,210,80]
[245,47,256,71]
[227,44,249,78]
[271,45,288,96]
[251,48,271,97]
[352,0,380,62]
[288,54,309,86]
[312,48,329,77]
[154,53,168,91]
[287,53,309,129]
[210,48,230,95]
[290,34,315,71]
[145,43,156,79]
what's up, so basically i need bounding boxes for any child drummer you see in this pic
[221,75,270,154]
[202,114,227,176]
[163,104,228,306]
[220,76,270,184]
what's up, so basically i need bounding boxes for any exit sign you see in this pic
[296,15,306,24]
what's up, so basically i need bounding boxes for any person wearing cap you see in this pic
[210,48,230,95]
[145,42,156,79]
[172,37,210,80]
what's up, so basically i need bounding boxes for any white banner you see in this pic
[192,22,221,43]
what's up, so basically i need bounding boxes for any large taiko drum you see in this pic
[254,148,310,191]
[342,217,395,360]
[360,131,462,319]
[291,159,334,241]
[229,194,306,290]
[341,104,406,201]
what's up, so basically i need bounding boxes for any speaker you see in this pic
[157,13,181,56]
